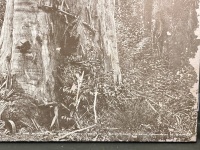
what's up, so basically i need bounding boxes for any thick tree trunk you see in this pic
[0,0,121,105]
[66,0,122,84]
[0,0,57,104]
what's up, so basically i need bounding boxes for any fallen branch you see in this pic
[38,4,76,18]
[131,89,161,107]
[93,89,98,124]
[38,102,57,107]
[55,124,96,141]
[131,91,159,113]
[8,120,16,134]
[39,5,96,34]
[0,80,6,90]
[75,71,84,111]
[145,100,158,114]
[58,9,77,18]
[0,102,7,119]
[82,22,96,35]
[61,103,70,111]
[20,120,33,130]
[50,106,59,129]
[31,118,39,130]
[5,89,14,98]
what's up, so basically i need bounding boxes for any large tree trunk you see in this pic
[0,0,57,104]
[0,0,121,104]
[65,0,122,84]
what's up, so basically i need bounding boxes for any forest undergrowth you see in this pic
[0,0,199,141]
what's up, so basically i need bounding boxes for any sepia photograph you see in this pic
[0,0,199,142]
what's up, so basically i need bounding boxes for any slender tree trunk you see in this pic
[143,0,153,36]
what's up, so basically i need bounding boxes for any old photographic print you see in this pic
[0,0,199,142]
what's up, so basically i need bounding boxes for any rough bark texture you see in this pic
[0,0,57,104]
[65,0,122,84]
[0,0,121,106]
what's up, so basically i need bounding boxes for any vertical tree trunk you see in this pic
[143,0,153,36]
[0,0,121,105]
[66,0,122,84]
[0,0,57,104]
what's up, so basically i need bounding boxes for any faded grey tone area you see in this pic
[0,0,199,142]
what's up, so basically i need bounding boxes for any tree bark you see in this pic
[65,0,122,84]
[0,0,57,104]
[0,0,121,105]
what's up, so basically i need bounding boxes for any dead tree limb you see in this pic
[55,124,96,140]
[93,89,98,124]
[38,5,96,34]
[57,9,77,18]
